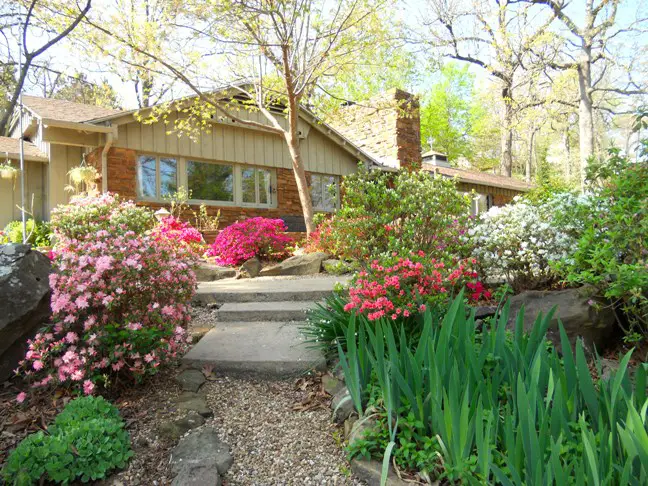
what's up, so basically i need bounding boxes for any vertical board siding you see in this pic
[48,144,84,212]
[117,115,359,176]
[0,161,46,227]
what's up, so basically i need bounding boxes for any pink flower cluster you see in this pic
[344,252,491,321]
[207,217,293,266]
[17,227,197,397]
[151,216,203,253]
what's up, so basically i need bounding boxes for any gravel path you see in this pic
[203,376,363,486]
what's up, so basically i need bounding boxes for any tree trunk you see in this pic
[285,99,315,237]
[563,128,571,178]
[577,46,594,187]
[500,85,514,177]
[526,128,536,183]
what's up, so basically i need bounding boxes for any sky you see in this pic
[14,0,648,113]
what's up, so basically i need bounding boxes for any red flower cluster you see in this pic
[151,216,203,255]
[207,217,293,266]
[344,253,490,321]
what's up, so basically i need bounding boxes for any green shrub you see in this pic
[2,396,133,485]
[2,219,51,247]
[562,145,648,339]
[338,293,648,484]
[318,166,473,262]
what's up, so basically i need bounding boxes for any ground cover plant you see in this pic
[338,294,648,484]
[207,217,293,266]
[2,396,133,484]
[307,167,473,263]
[15,194,197,398]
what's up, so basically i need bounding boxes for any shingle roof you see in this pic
[21,95,123,123]
[0,136,48,162]
[423,163,532,192]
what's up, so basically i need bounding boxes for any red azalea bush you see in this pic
[151,216,204,255]
[344,252,490,321]
[207,217,293,266]
[16,196,198,398]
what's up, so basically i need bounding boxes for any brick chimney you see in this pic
[330,88,421,170]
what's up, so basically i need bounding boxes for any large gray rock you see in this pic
[195,263,236,282]
[259,252,329,277]
[170,427,232,486]
[507,287,617,353]
[238,257,262,278]
[175,391,213,417]
[0,245,52,381]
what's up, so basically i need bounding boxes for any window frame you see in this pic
[135,153,278,209]
[310,173,340,212]
[136,154,178,202]
[239,166,275,208]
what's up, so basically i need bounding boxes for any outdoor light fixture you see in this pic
[154,208,171,221]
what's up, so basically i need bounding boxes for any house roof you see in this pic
[423,163,532,192]
[0,136,48,162]
[23,92,385,169]
[21,95,122,123]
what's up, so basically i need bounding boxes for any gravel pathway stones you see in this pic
[176,391,213,417]
[203,376,363,485]
[176,369,207,392]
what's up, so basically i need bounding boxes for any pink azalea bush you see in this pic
[50,192,154,240]
[16,196,198,398]
[151,216,204,254]
[207,217,293,266]
[344,252,490,321]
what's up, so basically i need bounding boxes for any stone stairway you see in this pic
[184,276,349,378]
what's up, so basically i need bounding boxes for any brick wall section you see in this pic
[90,146,310,228]
[329,88,422,170]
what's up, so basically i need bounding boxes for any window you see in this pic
[241,167,273,206]
[310,174,339,211]
[187,160,234,202]
[137,155,177,200]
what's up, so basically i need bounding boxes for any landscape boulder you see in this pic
[238,256,262,278]
[507,287,617,352]
[195,262,236,282]
[0,245,52,381]
[259,252,329,277]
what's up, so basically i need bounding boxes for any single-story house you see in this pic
[1,89,530,229]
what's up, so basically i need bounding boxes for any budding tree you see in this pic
[88,0,389,236]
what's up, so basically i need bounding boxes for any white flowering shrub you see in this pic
[468,193,596,291]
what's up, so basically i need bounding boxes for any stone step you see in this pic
[183,321,325,378]
[194,275,349,305]
[217,301,315,322]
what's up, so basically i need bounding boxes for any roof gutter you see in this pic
[41,118,117,134]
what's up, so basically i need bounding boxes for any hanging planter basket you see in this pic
[68,165,97,185]
[0,168,19,180]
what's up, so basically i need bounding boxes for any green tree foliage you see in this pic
[51,72,122,109]
[420,63,476,162]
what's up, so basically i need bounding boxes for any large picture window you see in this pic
[137,155,177,200]
[241,167,273,206]
[187,161,234,202]
[310,173,339,211]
